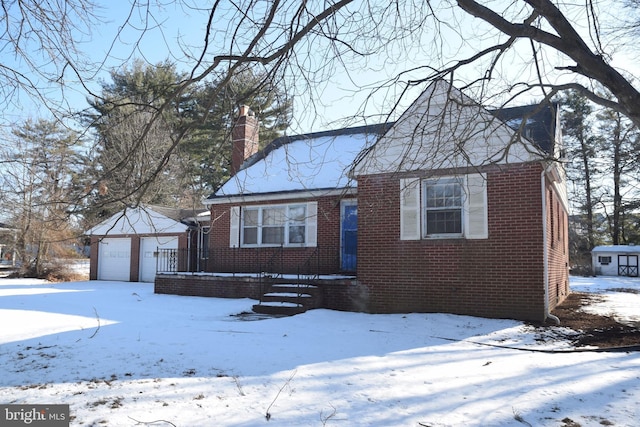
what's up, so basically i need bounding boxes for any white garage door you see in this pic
[97,238,131,281]
[139,236,179,282]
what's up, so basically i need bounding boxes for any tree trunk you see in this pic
[612,117,622,245]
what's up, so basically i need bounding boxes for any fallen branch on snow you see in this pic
[88,307,101,339]
[128,416,177,426]
[265,369,297,421]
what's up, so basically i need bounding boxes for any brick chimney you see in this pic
[231,105,259,176]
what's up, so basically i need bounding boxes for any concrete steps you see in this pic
[252,283,322,316]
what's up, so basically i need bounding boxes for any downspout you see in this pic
[542,168,561,325]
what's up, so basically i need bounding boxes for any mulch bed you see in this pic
[549,292,640,348]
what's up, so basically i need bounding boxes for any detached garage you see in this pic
[592,245,640,277]
[87,206,191,282]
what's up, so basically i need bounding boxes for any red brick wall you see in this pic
[199,162,569,321]
[130,236,140,282]
[546,180,570,313]
[231,112,259,175]
[89,236,99,280]
[155,274,264,299]
[355,162,557,321]
[155,274,360,311]
[208,195,345,274]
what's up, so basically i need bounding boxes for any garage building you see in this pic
[592,245,640,277]
[86,206,203,282]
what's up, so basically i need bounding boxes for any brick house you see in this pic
[204,116,388,275]
[156,80,569,322]
[352,80,568,320]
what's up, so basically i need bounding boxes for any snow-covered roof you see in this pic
[207,124,389,202]
[592,245,640,253]
[208,80,557,202]
[86,206,189,236]
[144,204,208,224]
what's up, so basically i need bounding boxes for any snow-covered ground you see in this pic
[0,276,638,426]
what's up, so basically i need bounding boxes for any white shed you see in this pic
[591,245,640,277]
[86,206,190,282]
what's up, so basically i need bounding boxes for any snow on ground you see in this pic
[0,276,638,426]
[570,276,640,327]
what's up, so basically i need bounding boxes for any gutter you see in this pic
[203,187,356,205]
[542,168,561,325]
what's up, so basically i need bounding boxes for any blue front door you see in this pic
[341,202,357,271]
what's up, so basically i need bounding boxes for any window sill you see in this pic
[239,244,309,249]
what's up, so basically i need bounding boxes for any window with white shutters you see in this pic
[399,174,487,240]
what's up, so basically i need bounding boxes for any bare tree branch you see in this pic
[457,0,640,126]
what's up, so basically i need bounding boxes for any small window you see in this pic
[242,209,259,245]
[288,205,306,244]
[423,178,463,237]
[598,256,611,265]
[400,174,487,241]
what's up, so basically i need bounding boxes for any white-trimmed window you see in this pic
[424,177,463,237]
[229,202,318,248]
[598,256,611,265]
[400,174,488,240]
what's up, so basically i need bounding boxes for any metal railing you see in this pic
[156,244,354,277]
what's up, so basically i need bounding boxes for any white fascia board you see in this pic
[203,187,356,206]
[592,245,640,254]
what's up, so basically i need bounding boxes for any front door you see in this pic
[341,201,357,271]
[618,254,639,277]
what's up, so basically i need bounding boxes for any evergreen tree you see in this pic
[596,106,640,244]
[84,60,185,223]
[181,68,292,193]
[85,61,292,222]
[559,91,601,269]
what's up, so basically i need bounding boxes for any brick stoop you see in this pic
[252,284,322,316]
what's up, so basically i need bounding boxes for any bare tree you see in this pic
[90,105,178,208]
[0,119,87,276]
[453,0,640,123]
[596,104,640,244]
[5,0,640,211]
[104,0,640,172]
[5,0,640,128]
[0,0,100,122]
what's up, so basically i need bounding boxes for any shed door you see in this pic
[618,255,639,277]
[97,238,131,281]
[341,201,357,271]
[139,236,179,282]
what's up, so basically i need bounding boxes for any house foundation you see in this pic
[155,273,361,312]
